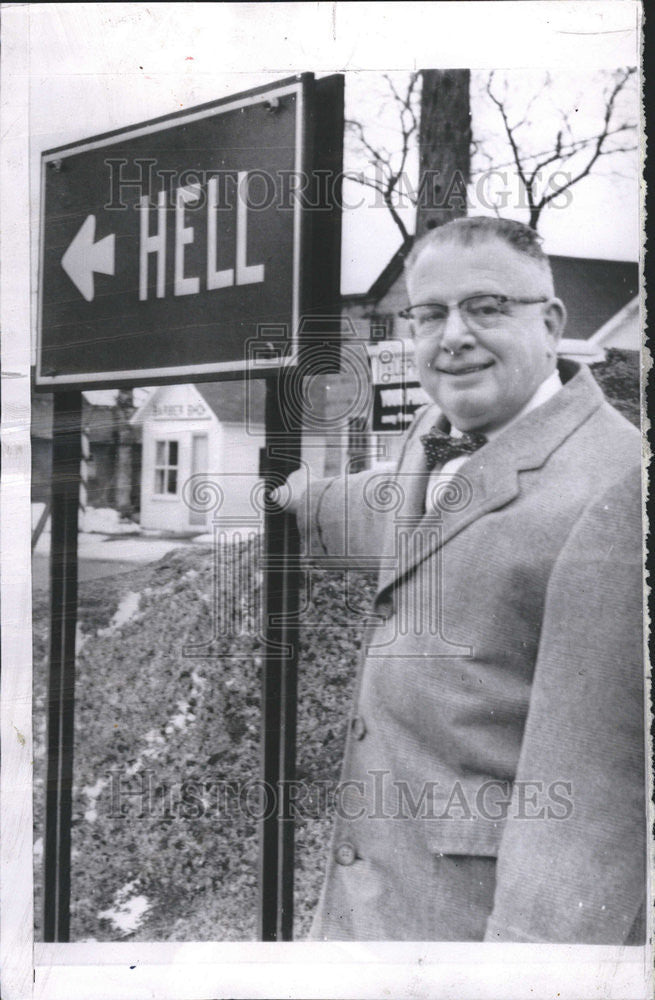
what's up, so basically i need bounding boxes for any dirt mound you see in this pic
[33,540,375,940]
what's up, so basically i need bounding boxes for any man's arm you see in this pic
[279,405,436,562]
[484,466,646,944]
[281,464,394,564]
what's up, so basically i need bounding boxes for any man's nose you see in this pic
[440,305,475,352]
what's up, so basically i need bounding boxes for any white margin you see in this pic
[1,5,35,999]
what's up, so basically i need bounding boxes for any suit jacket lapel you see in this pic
[376,362,605,596]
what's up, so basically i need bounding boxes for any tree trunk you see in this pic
[416,69,471,237]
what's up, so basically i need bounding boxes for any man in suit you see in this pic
[284,216,645,942]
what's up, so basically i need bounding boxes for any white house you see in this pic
[130,380,266,533]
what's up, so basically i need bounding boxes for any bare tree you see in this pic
[473,68,638,229]
[345,72,420,242]
[346,67,638,236]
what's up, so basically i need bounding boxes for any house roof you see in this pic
[357,237,639,341]
[129,379,267,427]
[590,295,640,348]
[195,379,266,424]
[366,238,413,302]
[549,256,639,341]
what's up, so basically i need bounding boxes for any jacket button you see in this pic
[350,715,367,740]
[334,841,357,866]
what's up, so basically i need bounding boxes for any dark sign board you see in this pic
[37,74,343,390]
[368,341,430,432]
[372,381,431,432]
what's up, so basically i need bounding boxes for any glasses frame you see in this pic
[398,294,550,337]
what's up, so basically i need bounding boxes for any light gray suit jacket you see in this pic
[299,361,645,942]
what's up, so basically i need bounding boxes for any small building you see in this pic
[130,380,266,533]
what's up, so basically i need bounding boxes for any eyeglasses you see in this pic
[398,294,549,339]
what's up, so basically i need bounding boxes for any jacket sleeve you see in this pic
[484,466,647,944]
[294,466,394,564]
[295,405,436,563]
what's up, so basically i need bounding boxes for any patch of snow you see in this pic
[97,881,150,935]
[82,389,118,407]
[33,837,43,859]
[166,713,188,732]
[142,733,165,759]
[191,669,207,691]
[76,622,89,653]
[83,777,107,800]
[81,776,109,824]
[80,507,139,535]
[97,591,141,635]
[111,590,141,628]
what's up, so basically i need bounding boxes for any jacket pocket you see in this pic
[428,819,504,858]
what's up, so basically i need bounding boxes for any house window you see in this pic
[154,440,179,495]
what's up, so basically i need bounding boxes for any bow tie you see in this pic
[420,425,487,471]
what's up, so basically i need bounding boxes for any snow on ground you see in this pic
[32,505,139,537]
[97,591,141,634]
[76,621,89,654]
[80,507,140,535]
[81,777,109,824]
[97,881,151,935]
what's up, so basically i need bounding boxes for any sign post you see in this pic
[259,372,302,941]
[43,392,82,942]
[37,73,344,942]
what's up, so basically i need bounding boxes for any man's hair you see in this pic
[404,216,553,287]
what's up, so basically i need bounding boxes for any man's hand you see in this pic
[269,467,306,517]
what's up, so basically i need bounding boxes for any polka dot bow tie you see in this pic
[420,425,487,471]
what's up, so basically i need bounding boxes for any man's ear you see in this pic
[543,297,566,345]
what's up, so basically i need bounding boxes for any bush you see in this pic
[590,348,641,428]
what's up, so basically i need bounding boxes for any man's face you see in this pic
[406,239,566,433]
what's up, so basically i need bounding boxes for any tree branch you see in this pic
[479,66,638,228]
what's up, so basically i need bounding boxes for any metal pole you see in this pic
[258,371,301,941]
[43,390,82,941]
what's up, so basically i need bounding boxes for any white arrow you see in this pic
[61,214,115,302]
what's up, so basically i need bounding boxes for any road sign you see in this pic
[37,75,340,390]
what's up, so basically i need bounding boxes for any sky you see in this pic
[9,2,643,317]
